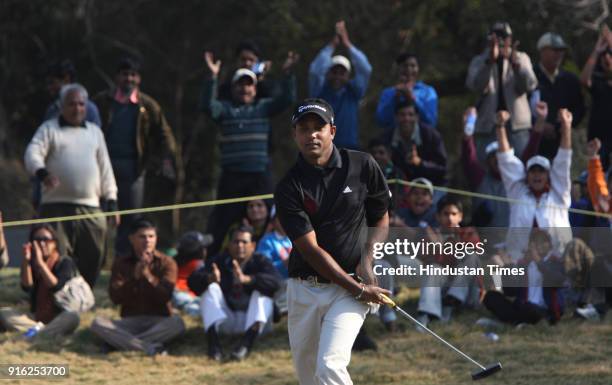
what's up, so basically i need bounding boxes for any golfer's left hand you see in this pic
[360,285,392,305]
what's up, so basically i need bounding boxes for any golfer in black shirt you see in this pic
[275,98,391,385]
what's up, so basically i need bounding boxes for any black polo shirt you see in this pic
[275,146,390,280]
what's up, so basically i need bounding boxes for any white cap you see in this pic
[526,155,551,171]
[485,141,499,156]
[330,55,351,73]
[537,32,567,51]
[410,177,434,196]
[231,68,258,85]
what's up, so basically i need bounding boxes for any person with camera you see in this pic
[0,224,80,340]
[466,21,538,162]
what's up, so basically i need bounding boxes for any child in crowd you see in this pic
[172,231,212,316]
[220,199,271,252]
[256,207,292,314]
[415,195,482,329]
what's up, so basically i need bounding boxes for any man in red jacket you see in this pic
[90,219,185,356]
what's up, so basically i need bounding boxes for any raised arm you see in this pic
[495,110,527,197]
[308,44,334,97]
[586,138,610,212]
[581,27,610,88]
[348,44,372,99]
[549,109,572,208]
[461,107,485,188]
[198,51,225,120]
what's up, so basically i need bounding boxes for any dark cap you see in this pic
[177,231,213,254]
[291,98,335,126]
[490,22,512,38]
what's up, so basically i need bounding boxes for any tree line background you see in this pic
[0,0,609,241]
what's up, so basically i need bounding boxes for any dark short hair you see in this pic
[235,40,261,58]
[29,223,58,242]
[436,194,463,214]
[46,59,76,81]
[129,218,156,235]
[395,52,418,65]
[117,56,141,73]
[229,224,255,242]
[368,137,390,151]
[394,99,417,114]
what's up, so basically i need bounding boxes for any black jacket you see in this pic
[188,252,281,311]
[389,123,448,186]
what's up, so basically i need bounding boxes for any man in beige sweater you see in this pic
[25,83,118,288]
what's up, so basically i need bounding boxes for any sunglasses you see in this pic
[32,236,55,242]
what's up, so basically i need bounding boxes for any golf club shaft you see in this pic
[394,306,486,370]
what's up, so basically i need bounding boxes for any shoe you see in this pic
[352,327,377,351]
[383,321,396,333]
[230,345,250,361]
[575,304,601,321]
[100,343,117,354]
[146,343,168,357]
[415,312,430,333]
[475,317,504,329]
[206,327,223,361]
[440,306,453,323]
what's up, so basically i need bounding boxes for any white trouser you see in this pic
[287,278,369,385]
[200,282,273,334]
[417,253,480,318]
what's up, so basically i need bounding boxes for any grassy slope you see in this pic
[1,267,611,385]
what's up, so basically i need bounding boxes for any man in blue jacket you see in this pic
[308,20,372,150]
[188,225,281,362]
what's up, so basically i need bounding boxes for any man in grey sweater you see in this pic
[25,83,119,288]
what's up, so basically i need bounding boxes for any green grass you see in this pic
[1,267,611,385]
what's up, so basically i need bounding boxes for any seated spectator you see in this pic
[389,101,447,186]
[256,207,292,314]
[0,224,80,339]
[395,177,438,228]
[531,32,585,159]
[188,225,280,362]
[495,109,573,261]
[416,195,482,329]
[376,52,438,136]
[466,22,537,162]
[482,229,565,325]
[581,25,612,169]
[309,20,372,149]
[172,231,213,317]
[561,237,609,320]
[367,138,408,209]
[91,220,185,356]
[0,212,8,269]
[220,199,271,252]
[200,50,297,256]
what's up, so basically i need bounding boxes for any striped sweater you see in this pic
[200,76,296,173]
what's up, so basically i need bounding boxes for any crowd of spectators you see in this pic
[1,20,612,362]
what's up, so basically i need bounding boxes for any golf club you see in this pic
[380,294,502,381]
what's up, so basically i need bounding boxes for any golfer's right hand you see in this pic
[359,285,392,305]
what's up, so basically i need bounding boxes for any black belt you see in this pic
[293,274,331,284]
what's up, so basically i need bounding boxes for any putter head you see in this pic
[471,363,502,381]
